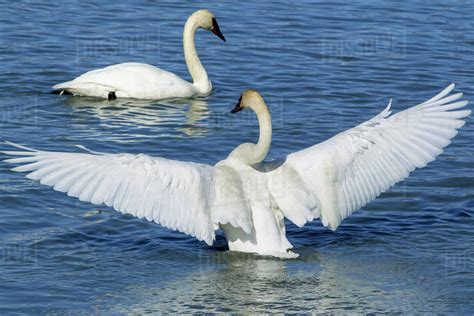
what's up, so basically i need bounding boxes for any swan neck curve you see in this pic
[233,98,272,165]
[183,15,211,94]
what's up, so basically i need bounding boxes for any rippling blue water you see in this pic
[0,0,473,313]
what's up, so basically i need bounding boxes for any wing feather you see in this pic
[270,84,470,230]
[3,144,253,244]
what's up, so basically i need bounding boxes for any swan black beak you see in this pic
[211,18,226,42]
[231,96,243,113]
[231,104,243,113]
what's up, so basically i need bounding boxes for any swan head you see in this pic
[192,9,226,42]
[231,90,263,114]
[229,90,272,165]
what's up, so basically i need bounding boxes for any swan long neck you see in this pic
[254,101,272,163]
[234,98,272,165]
[183,15,211,94]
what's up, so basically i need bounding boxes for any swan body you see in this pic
[217,159,297,258]
[3,85,470,258]
[52,9,226,100]
[53,63,198,100]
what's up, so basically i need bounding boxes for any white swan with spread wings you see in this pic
[3,85,470,258]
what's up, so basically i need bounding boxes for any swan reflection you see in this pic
[64,96,210,137]
[102,252,296,313]
[95,247,435,313]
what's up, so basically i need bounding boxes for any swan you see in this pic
[3,84,470,258]
[51,9,226,100]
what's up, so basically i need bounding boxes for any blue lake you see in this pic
[0,0,473,313]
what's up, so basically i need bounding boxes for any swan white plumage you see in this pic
[3,84,470,258]
[52,9,226,100]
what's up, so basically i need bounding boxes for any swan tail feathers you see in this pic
[52,81,117,99]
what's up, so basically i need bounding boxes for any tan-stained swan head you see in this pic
[190,9,226,42]
[231,90,265,114]
[229,90,272,164]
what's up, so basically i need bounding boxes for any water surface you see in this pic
[0,0,473,313]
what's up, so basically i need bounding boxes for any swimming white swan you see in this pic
[52,9,226,100]
[3,84,470,258]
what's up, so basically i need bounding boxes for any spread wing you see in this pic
[268,84,470,230]
[2,143,252,244]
